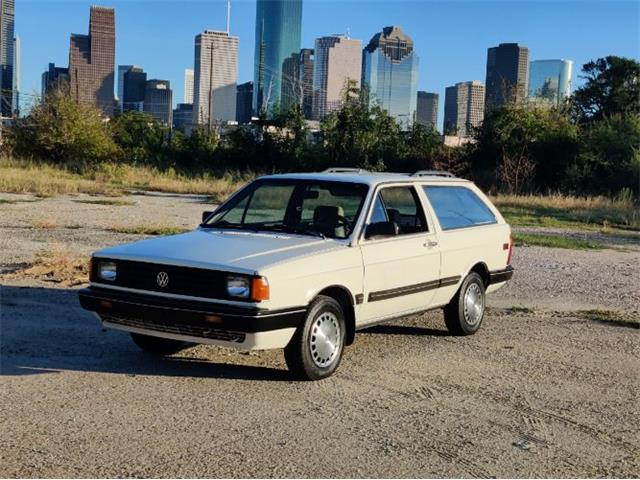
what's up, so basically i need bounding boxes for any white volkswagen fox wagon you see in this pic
[79,169,514,380]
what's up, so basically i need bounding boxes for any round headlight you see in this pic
[227,276,250,298]
[98,261,117,281]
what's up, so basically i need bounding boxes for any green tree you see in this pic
[110,111,168,166]
[393,122,442,172]
[321,82,402,170]
[473,103,580,193]
[569,115,640,195]
[7,89,117,168]
[572,56,640,122]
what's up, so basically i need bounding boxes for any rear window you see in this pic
[423,186,496,230]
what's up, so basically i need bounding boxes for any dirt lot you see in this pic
[1,193,639,478]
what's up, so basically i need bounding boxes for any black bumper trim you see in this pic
[489,266,515,284]
[78,287,306,334]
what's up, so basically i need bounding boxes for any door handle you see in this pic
[425,240,439,248]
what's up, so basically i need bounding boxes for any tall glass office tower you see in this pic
[528,59,573,107]
[362,26,419,128]
[252,0,302,116]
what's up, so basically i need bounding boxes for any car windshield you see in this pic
[202,179,369,240]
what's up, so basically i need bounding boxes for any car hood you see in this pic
[94,228,345,273]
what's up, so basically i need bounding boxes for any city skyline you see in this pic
[13,0,640,128]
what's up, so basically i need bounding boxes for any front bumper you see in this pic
[78,286,306,348]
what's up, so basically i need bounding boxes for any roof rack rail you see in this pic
[323,167,368,174]
[411,170,456,178]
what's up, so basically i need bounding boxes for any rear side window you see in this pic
[423,186,496,230]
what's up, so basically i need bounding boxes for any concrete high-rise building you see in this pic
[184,68,194,104]
[281,48,314,117]
[12,35,18,116]
[362,26,419,127]
[485,42,529,111]
[444,81,485,137]
[116,65,133,111]
[528,59,573,107]
[122,66,146,112]
[0,0,15,117]
[416,91,438,129]
[236,81,253,124]
[68,6,116,116]
[312,35,362,120]
[173,103,194,132]
[252,0,303,116]
[193,30,238,127]
[41,63,70,97]
[143,79,172,125]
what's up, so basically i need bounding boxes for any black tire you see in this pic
[443,272,486,336]
[130,332,188,355]
[284,295,346,381]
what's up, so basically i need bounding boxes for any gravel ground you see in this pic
[1,193,639,477]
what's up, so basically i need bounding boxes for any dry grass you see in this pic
[31,220,59,229]
[580,309,640,328]
[492,193,640,230]
[0,157,248,201]
[73,198,136,206]
[109,224,191,236]
[4,247,89,287]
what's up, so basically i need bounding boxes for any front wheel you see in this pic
[130,332,188,355]
[443,272,486,336]
[284,296,346,381]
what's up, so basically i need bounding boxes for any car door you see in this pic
[357,185,441,325]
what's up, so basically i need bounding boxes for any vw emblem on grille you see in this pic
[156,271,169,288]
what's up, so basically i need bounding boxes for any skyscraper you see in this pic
[281,48,314,117]
[173,103,194,132]
[252,0,303,116]
[184,68,194,104]
[362,26,419,127]
[528,59,573,107]
[122,66,146,112]
[193,30,238,127]
[236,81,253,124]
[69,6,116,116]
[312,35,362,120]
[444,81,485,137]
[485,43,529,111]
[0,0,15,117]
[143,79,172,125]
[117,65,133,112]
[416,91,438,129]
[41,63,70,97]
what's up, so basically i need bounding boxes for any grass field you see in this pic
[0,158,247,201]
[491,193,639,231]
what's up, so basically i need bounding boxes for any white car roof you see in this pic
[259,170,471,187]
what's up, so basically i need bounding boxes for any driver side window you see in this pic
[370,186,428,236]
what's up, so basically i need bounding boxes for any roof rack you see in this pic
[411,170,456,178]
[323,167,368,174]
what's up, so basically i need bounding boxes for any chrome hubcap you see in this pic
[463,283,484,326]
[309,312,341,368]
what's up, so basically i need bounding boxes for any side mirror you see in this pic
[202,211,214,224]
[365,221,399,239]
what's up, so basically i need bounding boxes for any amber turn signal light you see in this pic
[251,276,270,302]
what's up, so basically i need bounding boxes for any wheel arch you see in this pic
[314,285,357,346]
[468,261,490,288]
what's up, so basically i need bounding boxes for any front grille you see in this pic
[92,259,232,300]
[102,314,246,343]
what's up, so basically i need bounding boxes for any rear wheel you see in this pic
[130,332,188,355]
[444,272,486,336]
[284,296,346,381]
